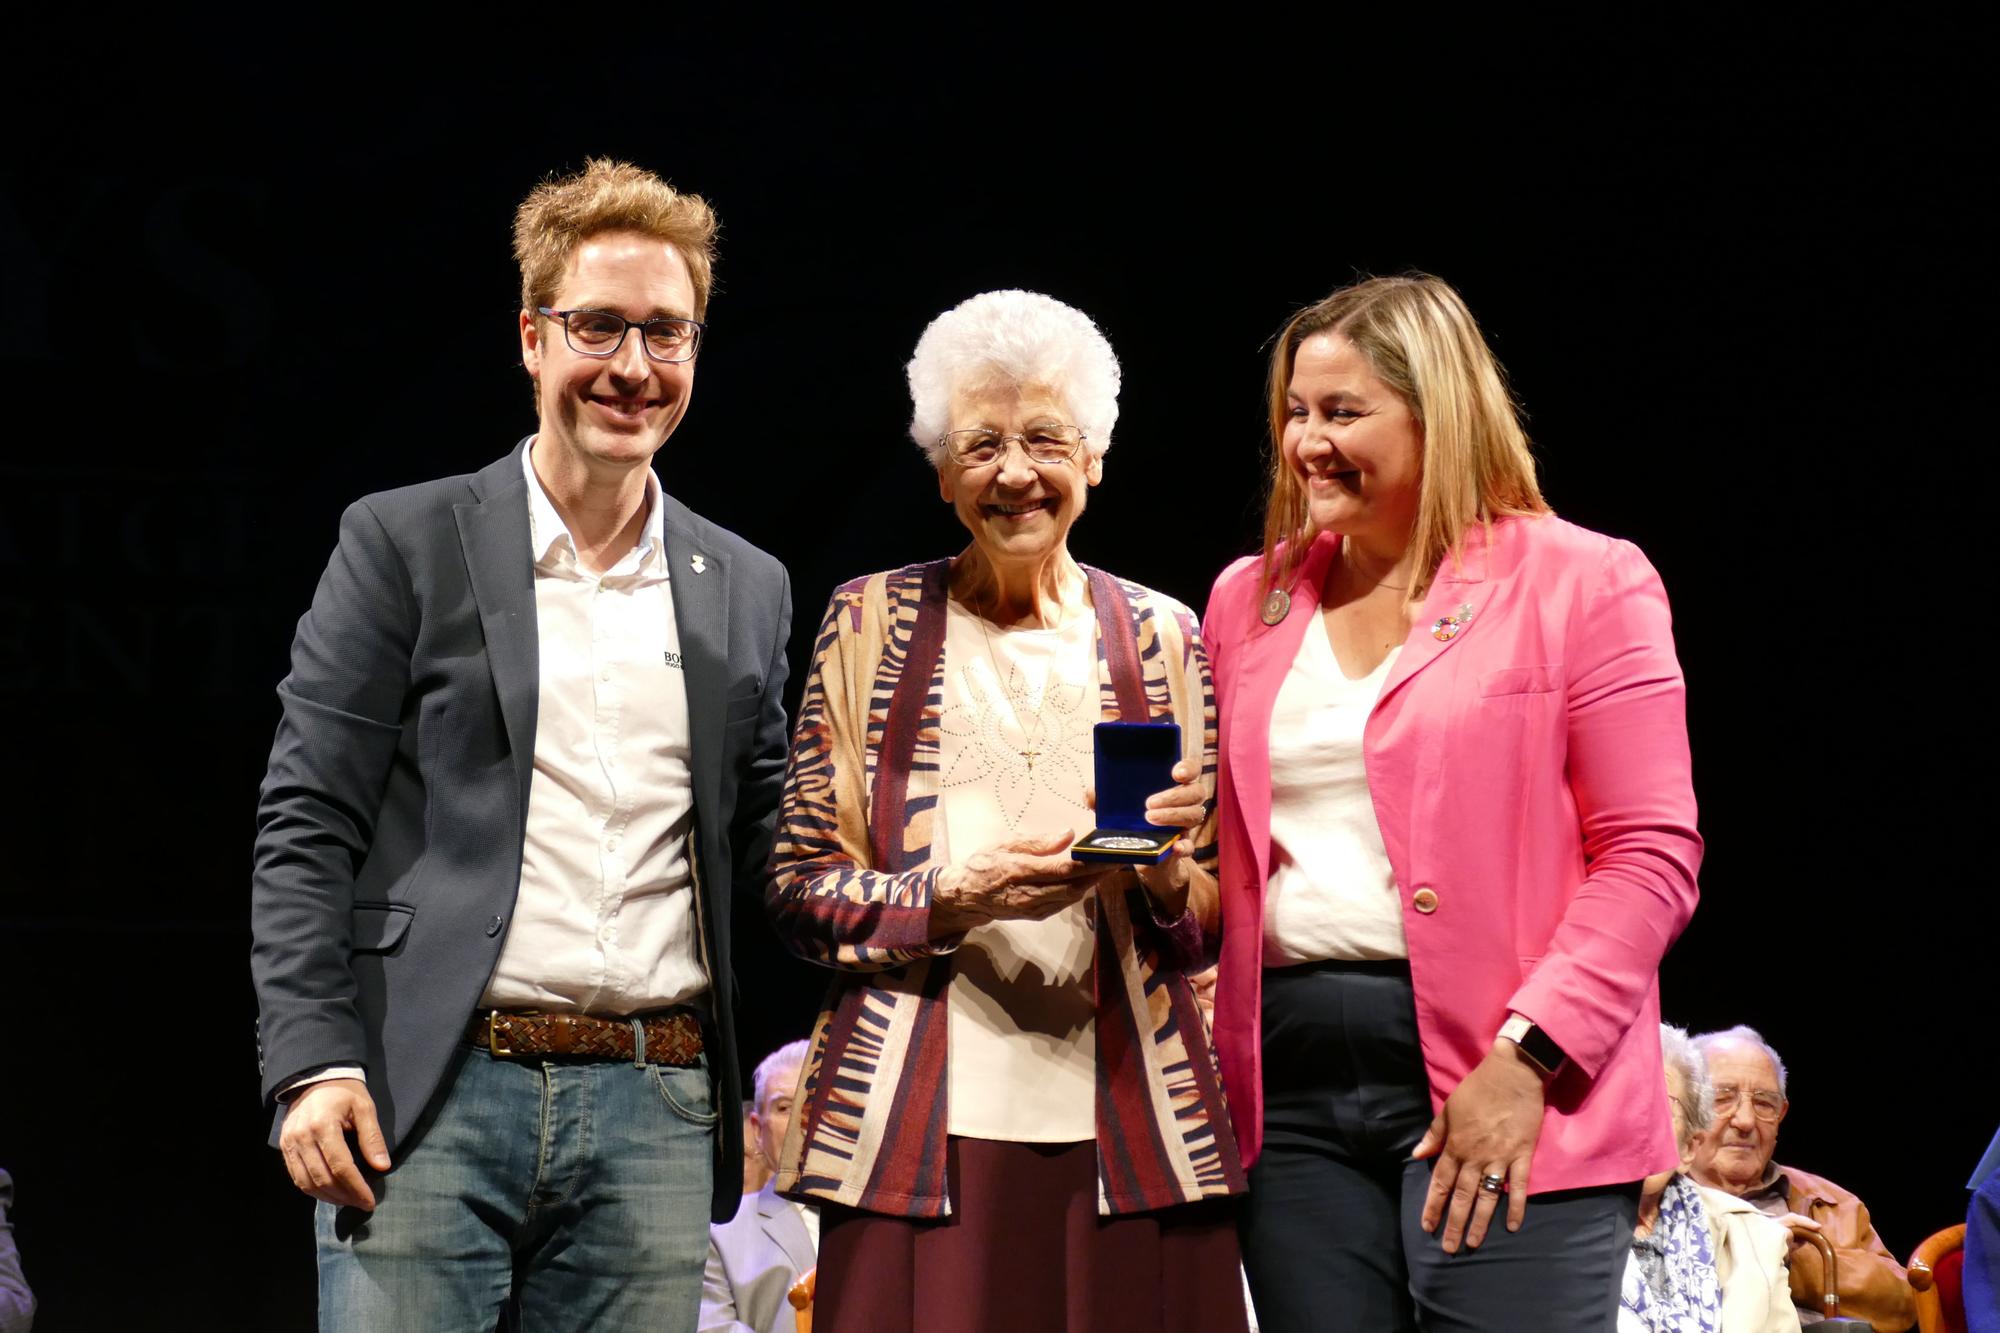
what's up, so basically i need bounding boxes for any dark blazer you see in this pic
[701,1180,815,1333]
[250,441,792,1222]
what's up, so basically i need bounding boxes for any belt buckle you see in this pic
[487,1010,513,1058]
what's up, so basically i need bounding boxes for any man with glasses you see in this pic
[251,158,792,1330]
[1687,1026,1916,1331]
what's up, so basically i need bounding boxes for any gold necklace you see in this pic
[972,611,1051,770]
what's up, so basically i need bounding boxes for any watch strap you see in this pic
[1499,1014,1566,1076]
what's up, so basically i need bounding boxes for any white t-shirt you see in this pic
[936,598,1098,1142]
[1261,618,1406,964]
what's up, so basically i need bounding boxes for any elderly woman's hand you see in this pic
[931,831,1113,934]
[1085,761,1208,918]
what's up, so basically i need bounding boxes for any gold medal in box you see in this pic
[1073,721,1182,864]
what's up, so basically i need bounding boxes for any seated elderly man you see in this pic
[1687,1026,1915,1332]
[1622,1026,1799,1332]
[702,1040,814,1333]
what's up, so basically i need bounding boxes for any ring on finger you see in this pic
[1478,1172,1505,1194]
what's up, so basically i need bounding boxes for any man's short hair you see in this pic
[752,1039,809,1110]
[1690,1023,1789,1097]
[512,158,719,320]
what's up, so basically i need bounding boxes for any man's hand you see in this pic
[278,1078,392,1210]
[1413,1040,1548,1253]
[1777,1211,1827,1289]
[1777,1211,1822,1241]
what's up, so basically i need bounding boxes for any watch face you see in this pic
[1517,1024,1564,1073]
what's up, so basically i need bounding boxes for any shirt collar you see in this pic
[521,440,666,575]
[1746,1160,1789,1201]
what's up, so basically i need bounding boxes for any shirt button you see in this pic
[600,668,612,681]
[606,835,621,850]
[485,915,505,937]
[1411,887,1439,914]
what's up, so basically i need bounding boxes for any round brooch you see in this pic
[1260,589,1291,626]
[1431,603,1476,642]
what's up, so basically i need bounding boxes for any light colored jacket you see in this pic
[1700,1183,1804,1333]
[1205,515,1702,1191]
[701,1181,815,1333]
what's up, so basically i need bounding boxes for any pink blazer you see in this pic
[1204,515,1700,1193]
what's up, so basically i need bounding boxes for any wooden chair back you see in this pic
[1909,1223,1967,1333]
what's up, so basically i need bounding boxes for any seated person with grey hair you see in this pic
[1621,1025,1800,1333]
[703,1040,814,1333]
[1686,1026,1914,1332]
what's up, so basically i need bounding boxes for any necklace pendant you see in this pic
[1260,588,1291,626]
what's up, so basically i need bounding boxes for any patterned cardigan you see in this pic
[766,560,1247,1218]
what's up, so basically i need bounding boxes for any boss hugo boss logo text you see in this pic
[663,651,683,669]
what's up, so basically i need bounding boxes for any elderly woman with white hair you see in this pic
[1622,1025,1801,1333]
[766,290,1249,1333]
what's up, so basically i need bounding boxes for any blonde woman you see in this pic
[1204,275,1702,1331]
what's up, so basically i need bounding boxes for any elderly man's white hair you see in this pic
[752,1038,809,1109]
[1690,1023,1789,1097]
[1660,1023,1716,1143]
[907,289,1121,466]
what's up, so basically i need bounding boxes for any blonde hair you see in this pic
[1259,274,1548,601]
[512,157,719,320]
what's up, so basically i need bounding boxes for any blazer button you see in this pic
[485,915,505,937]
[1411,887,1439,914]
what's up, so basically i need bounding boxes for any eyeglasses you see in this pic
[1712,1086,1785,1122]
[538,306,705,364]
[939,424,1087,467]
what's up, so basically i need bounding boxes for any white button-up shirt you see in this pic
[477,446,707,1015]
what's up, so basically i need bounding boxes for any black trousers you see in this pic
[1238,960,1637,1333]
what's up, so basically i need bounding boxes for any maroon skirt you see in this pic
[814,1137,1248,1333]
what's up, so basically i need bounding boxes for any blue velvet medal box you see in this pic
[1072,721,1182,864]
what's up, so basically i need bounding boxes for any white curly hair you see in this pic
[1660,1023,1716,1147]
[906,289,1121,466]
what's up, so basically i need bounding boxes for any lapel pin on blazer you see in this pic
[690,553,707,574]
[1431,603,1475,642]
[1260,588,1291,626]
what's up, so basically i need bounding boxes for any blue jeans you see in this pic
[315,1044,719,1332]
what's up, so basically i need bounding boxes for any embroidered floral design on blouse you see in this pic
[1620,1173,1722,1333]
[939,660,1093,829]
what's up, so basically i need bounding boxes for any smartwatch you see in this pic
[1498,1014,1567,1077]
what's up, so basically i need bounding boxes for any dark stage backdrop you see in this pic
[1,43,1981,1329]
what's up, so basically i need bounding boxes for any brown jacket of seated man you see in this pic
[1688,1028,1914,1333]
[1767,1162,1915,1332]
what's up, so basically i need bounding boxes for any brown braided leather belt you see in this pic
[466,1009,703,1065]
